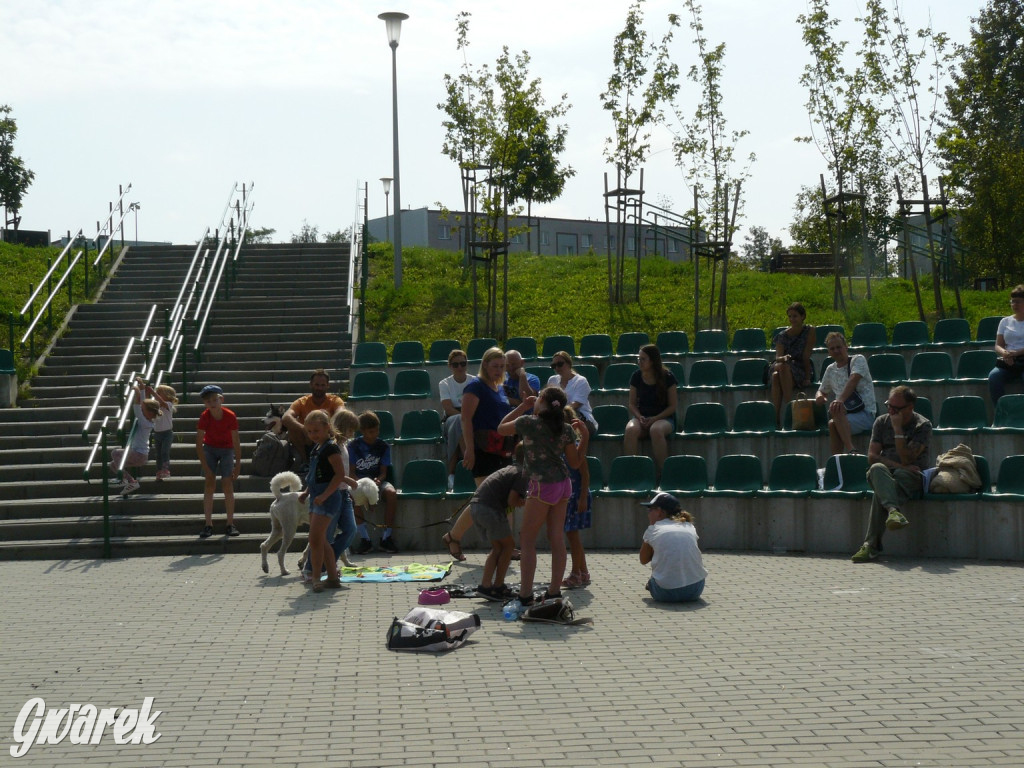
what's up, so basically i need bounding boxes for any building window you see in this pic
[510,233,522,244]
[437,224,451,240]
[668,238,678,253]
[627,236,636,252]
[540,231,550,246]
[581,234,592,249]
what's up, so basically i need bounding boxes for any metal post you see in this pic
[101,426,112,559]
[390,42,403,287]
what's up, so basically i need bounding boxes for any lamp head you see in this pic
[380,177,393,194]
[378,12,408,46]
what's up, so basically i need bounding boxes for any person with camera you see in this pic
[815,331,876,454]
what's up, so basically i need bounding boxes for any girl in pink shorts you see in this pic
[498,386,589,606]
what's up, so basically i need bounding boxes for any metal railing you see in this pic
[80,182,253,557]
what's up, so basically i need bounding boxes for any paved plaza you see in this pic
[1,548,1022,767]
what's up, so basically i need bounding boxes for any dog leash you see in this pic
[355,500,471,532]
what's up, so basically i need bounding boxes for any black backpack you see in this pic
[251,432,292,477]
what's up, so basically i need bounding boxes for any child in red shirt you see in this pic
[195,385,241,538]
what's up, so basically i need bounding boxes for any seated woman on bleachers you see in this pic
[547,351,598,437]
[988,284,1024,405]
[815,331,876,454]
[624,343,678,476]
[769,302,815,427]
[439,348,475,489]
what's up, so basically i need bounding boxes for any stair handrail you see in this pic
[166,233,209,343]
[18,231,82,315]
[18,251,83,345]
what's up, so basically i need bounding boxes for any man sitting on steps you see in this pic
[282,369,345,470]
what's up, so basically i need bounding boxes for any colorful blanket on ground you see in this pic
[339,562,453,583]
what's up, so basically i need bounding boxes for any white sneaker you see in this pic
[121,479,141,496]
[447,474,455,491]
[108,478,125,487]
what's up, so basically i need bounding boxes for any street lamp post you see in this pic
[129,202,140,245]
[380,177,393,242]
[379,11,408,289]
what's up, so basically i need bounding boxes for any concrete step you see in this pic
[0,532,302,561]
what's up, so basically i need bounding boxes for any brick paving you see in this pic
[1,549,1022,767]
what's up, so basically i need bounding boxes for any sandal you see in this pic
[442,532,466,562]
[312,580,324,593]
[324,577,343,589]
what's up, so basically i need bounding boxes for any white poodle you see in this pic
[260,471,309,576]
[295,477,381,573]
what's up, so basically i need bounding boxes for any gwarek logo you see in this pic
[10,697,162,757]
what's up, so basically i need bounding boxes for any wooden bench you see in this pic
[769,252,844,275]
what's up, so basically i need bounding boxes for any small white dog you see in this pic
[260,471,309,576]
[296,477,381,572]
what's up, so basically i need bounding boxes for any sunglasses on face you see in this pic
[451,360,468,368]
[552,361,567,368]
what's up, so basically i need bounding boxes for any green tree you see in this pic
[600,0,678,303]
[787,185,832,254]
[243,226,276,245]
[291,221,319,244]
[740,225,783,270]
[0,105,35,232]
[938,0,1024,285]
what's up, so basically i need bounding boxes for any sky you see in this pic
[1,0,976,248]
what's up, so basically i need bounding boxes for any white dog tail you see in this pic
[271,471,304,500]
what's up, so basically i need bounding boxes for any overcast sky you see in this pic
[2,0,974,248]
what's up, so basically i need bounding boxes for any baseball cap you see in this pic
[640,492,681,515]
[199,384,224,398]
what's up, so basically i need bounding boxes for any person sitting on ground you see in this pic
[547,351,598,437]
[348,410,399,555]
[503,349,540,408]
[439,348,475,490]
[815,331,876,454]
[624,343,678,476]
[639,492,707,603]
[851,385,932,563]
[469,443,528,601]
[988,284,1024,405]
[769,302,815,427]
[281,368,346,469]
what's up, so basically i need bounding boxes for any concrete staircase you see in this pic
[0,242,353,559]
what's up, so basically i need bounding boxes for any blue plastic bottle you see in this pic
[503,598,522,621]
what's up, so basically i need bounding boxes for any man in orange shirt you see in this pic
[282,369,346,468]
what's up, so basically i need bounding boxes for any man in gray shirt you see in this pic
[852,385,932,562]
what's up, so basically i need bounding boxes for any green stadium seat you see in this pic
[658,455,708,496]
[466,337,499,362]
[934,395,988,433]
[811,454,871,499]
[890,321,930,348]
[586,455,605,494]
[925,455,990,500]
[541,334,576,358]
[656,331,690,357]
[973,316,1001,346]
[598,363,639,393]
[982,455,1024,499]
[731,357,770,389]
[372,410,396,443]
[987,394,1024,433]
[957,349,996,381]
[506,336,538,361]
[575,364,600,389]
[428,339,461,365]
[527,366,553,385]
[391,369,431,398]
[591,405,630,440]
[930,318,971,347]
[0,349,15,375]
[850,322,888,350]
[693,329,727,355]
[352,341,387,368]
[704,454,763,497]
[730,327,768,353]
[685,359,728,389]
[614,332,650,360]
[907,351,954,382]
[729,400,776,434]
[390,340,425,366]
[868,353,907,385]
[780,399,828,434]
[604,455,658,497]
[815,324,845,348]
[912,396,933,423]
[664,361,686,388]
[396,459,447,499]
[348,371,390,401]
[760,453,818,497]
[679,402,728,437]
[578,334,613,364]
[394,410,443,444]
[448,463,477,499]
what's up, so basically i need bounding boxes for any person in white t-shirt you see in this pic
[989,284,1024,405]
[816,331,876,454]
[639,492,707,603]
[439,348,476,489]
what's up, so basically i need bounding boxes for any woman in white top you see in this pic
[639,492,707,603]
[989,284,1024,405]
[815,331,876,454]
[439,348,476,486]
[546,351,597,436]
